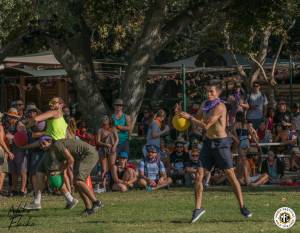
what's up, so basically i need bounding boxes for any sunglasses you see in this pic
[191,154,199,157]
[176,145,184,148]
[49,101,59,106]
[114,104,123,107]
[253,85,260,88]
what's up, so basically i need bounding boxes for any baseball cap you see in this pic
[118,151,128,159]
[146,145,159,153]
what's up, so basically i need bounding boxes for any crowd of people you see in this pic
[1,80,300,202]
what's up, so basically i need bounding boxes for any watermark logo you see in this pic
[274,207,296,229]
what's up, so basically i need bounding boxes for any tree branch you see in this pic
[249,53,269,83]
[271,19,296,79]
[0,33,28,62]
[160,0,230,47]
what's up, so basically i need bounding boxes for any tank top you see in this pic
[236,128,250,149]
[46,116,68,140]
[112,113,128,144]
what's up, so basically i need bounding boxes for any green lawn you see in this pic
[0,187,299,233]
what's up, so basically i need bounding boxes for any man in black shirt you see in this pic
[170,138,189,185]
[274,100,292,128]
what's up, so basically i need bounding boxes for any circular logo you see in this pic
[274,207,296,229]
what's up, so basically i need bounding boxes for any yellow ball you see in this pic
[172,115,190,132]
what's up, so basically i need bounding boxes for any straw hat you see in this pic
[5,108,21,118]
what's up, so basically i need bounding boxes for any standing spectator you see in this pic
[16,100,25,118]
[0,112,14,195]
[112,99,131,155]
[97,116,118,192]
[246,81,268,129]
[169,137,189,185]
[111,151,137,192]
[25,104,46,193]
[140,109,152,136]
[292,103,300,146]
[9,120,28,196]
[233,112,258,185]
[184,148,200,187]
[138,145,172,191]
[145,109,169,153]
[227,83,248,127]
[274,100,292,129]
[266,108,275,132]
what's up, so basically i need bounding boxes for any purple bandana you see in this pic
[233,91,241,103]
[202,98,223,113]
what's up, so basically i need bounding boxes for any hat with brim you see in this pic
[26,104,40,113]
[39,135,53,143]
[5,108,21,118]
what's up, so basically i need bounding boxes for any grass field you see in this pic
[0,187,299,233]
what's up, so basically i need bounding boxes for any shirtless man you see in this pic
[178,81,252,223]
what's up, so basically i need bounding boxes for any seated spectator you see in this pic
[250,151,285,186]
[257,121,273,154]
[184,148,200,186]
[138,145,172,192]
[111,152,137,192]
[159,138,170,173]
[169,137,189,185]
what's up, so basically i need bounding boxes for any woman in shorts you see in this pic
[97,116,118,190]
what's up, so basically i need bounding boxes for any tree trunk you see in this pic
[122,1,167,127]
[48,30,109,132]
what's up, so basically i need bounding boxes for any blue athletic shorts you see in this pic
[199,137,234,170]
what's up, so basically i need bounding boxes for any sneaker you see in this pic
[81,208,95,217]
[65,199,79,209]
[94,187,106,194]
[92,200,104,212]
[191,208,206,223]
[19,191,27,197]
[146,186,153,192]
[25,202,42,210]
[240,207,252,218]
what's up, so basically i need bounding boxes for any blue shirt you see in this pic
[146,121,161,148]
[139,158,166,181]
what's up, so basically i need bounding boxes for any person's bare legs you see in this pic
[152,177,172,190]
[74,179,97,203]
[100,156,107,188]
[138,178,148,189]
[250,173,269,187]
[195,168,205,209]
[112,183,128,192]
[224,168,244,208]
[0,172,5,192]
[64,170,72,193]
[76,184,92,209]
[20,171,27,193]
